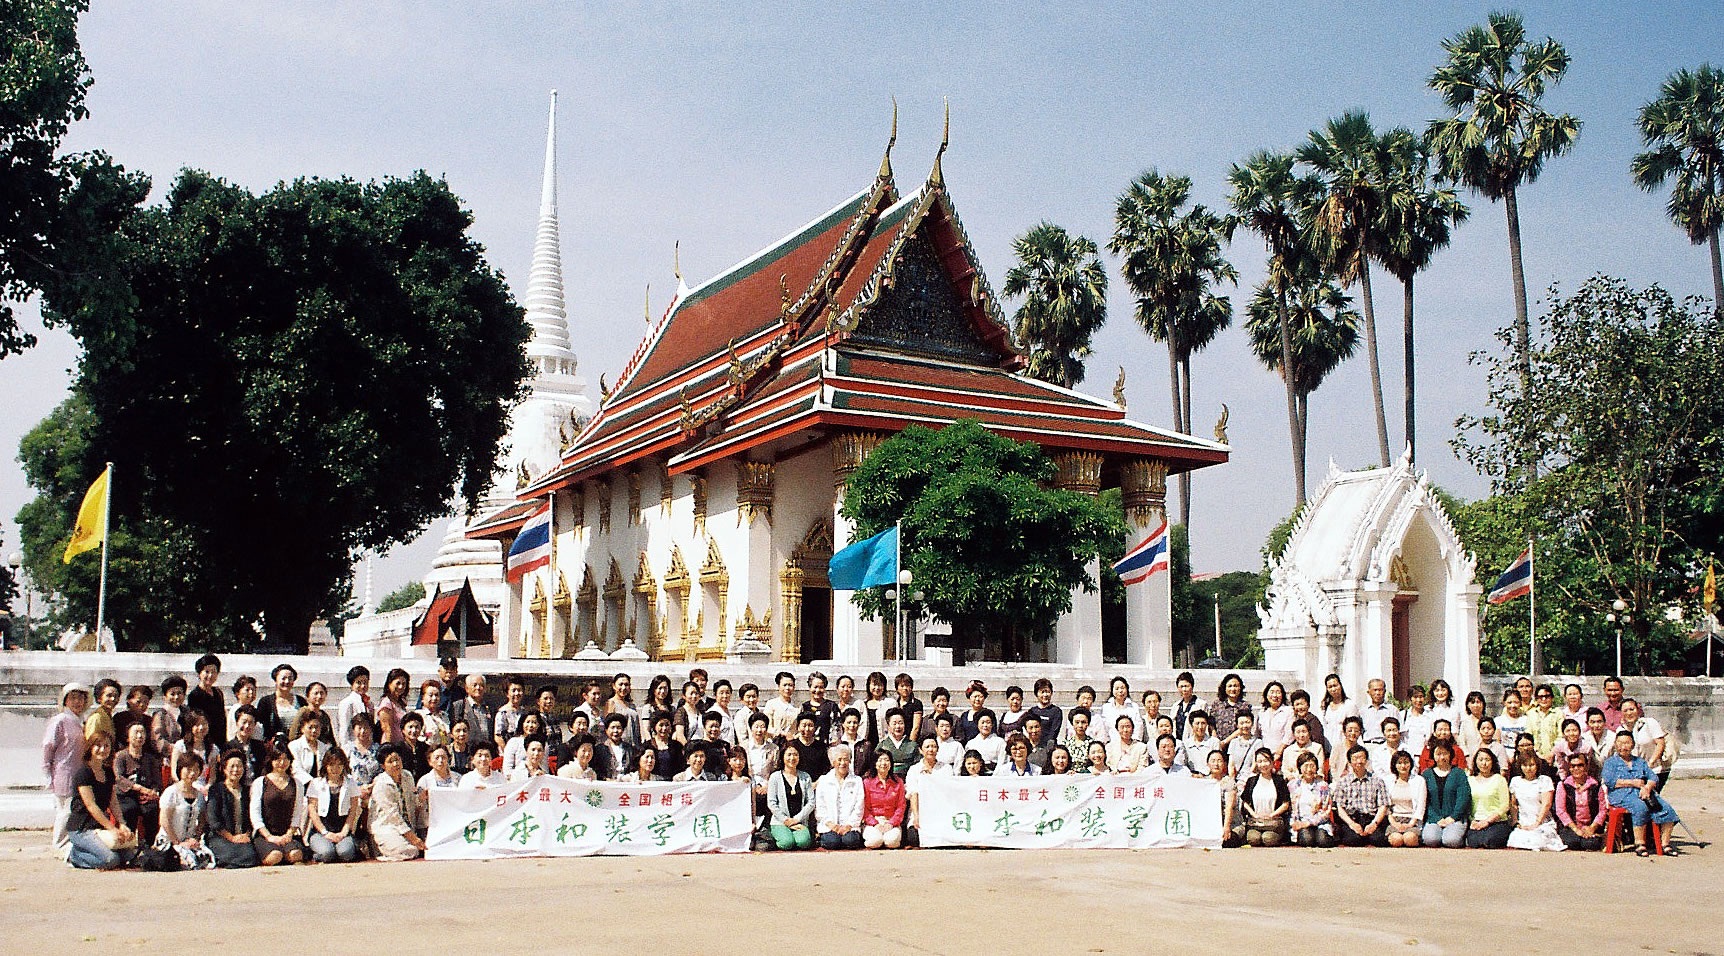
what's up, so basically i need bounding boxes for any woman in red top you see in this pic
[860,749,906,849]
[1418,718,1466,773]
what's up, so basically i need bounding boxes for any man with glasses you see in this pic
[1525,684,1562,759]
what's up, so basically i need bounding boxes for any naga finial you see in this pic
[1113,366,1127,409]
[673,240,681,282]
[931,97,950,185]
[1214,403,1230,443]
[879,96,898,179]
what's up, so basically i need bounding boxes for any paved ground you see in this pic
[3,779,1721,954]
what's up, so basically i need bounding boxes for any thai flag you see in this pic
[505,503,553,582]
[1112,520,1169,586]
[1488,548,1533,605]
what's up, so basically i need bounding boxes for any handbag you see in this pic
[96,829,138,851]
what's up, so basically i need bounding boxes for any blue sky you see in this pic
[4,2,1721,600]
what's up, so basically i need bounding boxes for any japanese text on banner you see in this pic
[916,773,1222,849]
[426,777,753,860]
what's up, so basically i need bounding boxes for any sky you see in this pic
[4,1,1722,607]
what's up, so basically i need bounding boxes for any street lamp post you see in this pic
[1608,598,1630,677]
[895,569,913,660]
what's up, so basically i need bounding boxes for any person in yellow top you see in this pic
[84,679,121,741]
[1523,684,1563,759]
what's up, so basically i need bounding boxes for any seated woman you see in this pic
[113,721,162,847]
[501,712,549,778]
[1464,749,1512,849]
[1420,741,1471,848]
[506,737,550,782]
[1553,751,1607,851]
[958,750,989,778]
[287,710,331,787]
[157,752,214,869]
[306,746,362,863]
[815,746,864,850]
[346,713,383,793]
[1384,751,1426,848]
[558,734,598,781]
[1417,719,1466,774]
[1601,729,1681,857]
[861,750,907,849]
[621,749,658,783]
[170,712,220,793]
[967,711,1006,771]
[204,750,260,868]
[459,742,500,789]
[249,748,306,866]
[1550,718,1595,774]
[1106,715,1149,774]
[767,744,816,850]
[1281,718,1325,782]
[1239,749,1289,847]
[1082,740,1110,778]
[369,743,426,861]
[672,743,723,782]
[1287,751,1334,848]
[994,733,1042,777]
[66,733,136,870]
[417,743,462,801]
[1505,752,1565,851]
[1043,744,1074,776]
[1510,732,1558,784]
[1205,749,1241,847]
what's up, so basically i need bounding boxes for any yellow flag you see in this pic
[62,464,111,563]
[1706,560,1716,615]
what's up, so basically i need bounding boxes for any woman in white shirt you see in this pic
[1318,673,1358,749]
[1620,698,1672,785]
[967,711,1007,770]
[1259,681,1293,760]
[1383,751,1426,848]
[1106,715,1149,774]
[815,746,864,849]
[992,734,1041,777]
[305,747,361,863]
[287,714,331,787]
[558,734,598,781]
[1505,752,1564,851]
[506,737,549,782]
[1427,680,1463,735]
[1098,676,1145,746]
[459,743,500,789]
[417,744,462,794]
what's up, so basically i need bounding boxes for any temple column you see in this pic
[734,460,776,654]
[830,431,886,666]
[1053,452,1105,668]
[497,573,517,660]
[1121,458,1171,668]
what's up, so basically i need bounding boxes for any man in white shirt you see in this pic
[1399,685,1433,759]
[1144,734,1185,778]
[1368,716,1409,781]
[1182,711,1220,775]
[1358,679,1397,744]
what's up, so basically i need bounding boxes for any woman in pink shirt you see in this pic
[860,749,906,849]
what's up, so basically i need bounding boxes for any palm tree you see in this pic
[1243,262,1362,463]
[1228,150,1315,505]
[1377,133,1470,462]
[1109,170,1237,526]
[1177,290,1232,447]
[1299,111,1396,467]
[1002,221,1110,388]
[1427,11,1581,420]
[1631,65,1724,311]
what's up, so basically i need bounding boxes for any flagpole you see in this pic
[1527,535,1537,677]
[96,462,111,649]
[894,519,903,662]
[545,489,555,658]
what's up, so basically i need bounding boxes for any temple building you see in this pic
[1257,454,1483,698]
[466,115,1228,667]
[344,92,593,657]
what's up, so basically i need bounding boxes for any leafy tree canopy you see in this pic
[32,165,532,651]
[376,581,427,614]
[0,0,92,358]
[841,420,1125,650]
[1454,277,1724,673]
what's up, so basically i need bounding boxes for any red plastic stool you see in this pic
[1603,806,1664,855]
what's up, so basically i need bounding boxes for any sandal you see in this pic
[1633,844,1650,857]
[1664,846,1682,857]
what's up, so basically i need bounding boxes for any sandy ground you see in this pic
[2,779,1720,955]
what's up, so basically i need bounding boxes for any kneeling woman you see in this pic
[861,750,906,849]
[767,744,816,850]
[66,732,136,870]
[205,750,260,867]
[1464,749,1512,849]
[306,747,362,863]
[1238,750,1289,846]
[1602,730,1681,856]
[250,748,307,865]
[369,743,427,861]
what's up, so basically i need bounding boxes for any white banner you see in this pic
[917,773,1222,849]
[426,777,753,860]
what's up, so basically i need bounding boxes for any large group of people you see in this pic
[40,655,1688,869]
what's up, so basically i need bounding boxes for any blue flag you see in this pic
[828,525,898,590]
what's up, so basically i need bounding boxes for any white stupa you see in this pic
[346,91,592,657]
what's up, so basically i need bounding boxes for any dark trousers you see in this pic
[1465,820,1512,848]
[1558,825,1604,851]
[1338,821,1389,847]
[819,829,864,850]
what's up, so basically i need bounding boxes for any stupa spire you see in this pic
[523,89,577,375]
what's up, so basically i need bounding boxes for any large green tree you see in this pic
[841,420,1124,661]
[33,166,532,651]
[1454,277,1724,674]
[1376,135,1469,462]
[1632,64,1724,311]
[1002,221,1109,389]
[0,0,92,358]
[1299,111,1402,466]
[1109,170,1236,527]
[1427,11,1581,440]
[1229,150,1316,506]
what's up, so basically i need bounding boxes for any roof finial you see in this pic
[931,97,950,185]
[674,240,682,282]
[879,97,897,179]
[644,283,651,323]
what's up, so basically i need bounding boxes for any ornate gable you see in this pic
[846,228,999,364]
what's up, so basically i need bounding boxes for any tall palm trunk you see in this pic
[1296,392,1309,474]
[1166,334,1187,524]
[1180,354,1194,525]
[1402,275,1416,463]
[1503,186,1537,480]
[1356,252,1390,466]
[1709,226,1722,314]
[1276,283,1305,506]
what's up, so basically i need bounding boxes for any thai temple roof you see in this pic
[471,116,1227,536]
